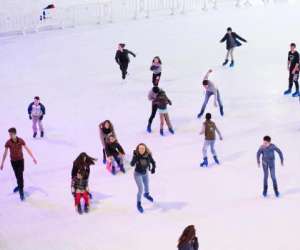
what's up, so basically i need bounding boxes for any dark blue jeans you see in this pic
[199,90,223,115]
[262,160,278,191]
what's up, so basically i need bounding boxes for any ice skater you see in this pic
[28,96,46,138]
[115,43,136,80]
[150,56,162,86]
[197,69,224,118]
[200,113,223,167]
[257,136,284,197]
[0,128,37,201]
[71,169,90,214]
[147,86,160,133]
[105,135,126,174]
[177,225,199,250]
[153,88,174,136]
[284,43,299,97]
[99,120,117,164]
[130,143,156,213]
[220,27,247,67]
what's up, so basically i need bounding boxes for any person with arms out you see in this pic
[177,225,199,250]
[28,96,46,138]
[115,43,136,80]
[220,27,247,67]
[257,135,284,197]
[197,69,224,119]
[200,113,223,167]
[0,128,37,201]
[284,43,299,97]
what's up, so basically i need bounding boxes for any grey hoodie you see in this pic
[257,144,284,164]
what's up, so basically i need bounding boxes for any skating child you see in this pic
[105,135,126,174]
[153,88,174,136]
[220,27,247,67]
[177,225,199,250]
[147,86,160,133]
[99,120,117,164]
[27,96,46,138]
[71,169,90,214]
[0,128,37,201]
[200,113,223,167]
[130,143,156,213]
[257,136,284,197]
[197,69,224,118]
[150,56,162,86]
[115,43,136,80]
[284,43,299,97]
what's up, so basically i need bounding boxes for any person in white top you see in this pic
[27,96,46,138]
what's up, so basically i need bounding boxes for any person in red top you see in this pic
[0,128,37,201]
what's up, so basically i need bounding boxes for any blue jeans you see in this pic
[199,90,223,115]
[202,140,216,158]
[262,161,278,191]
[134,172,149,202]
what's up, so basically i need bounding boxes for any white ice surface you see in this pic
[0,2,300,250]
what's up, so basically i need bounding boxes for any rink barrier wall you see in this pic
[0,0,288,37]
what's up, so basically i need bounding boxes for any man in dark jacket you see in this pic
[284,43,299,97]
[115,43,136,80]
[220,27,247,67]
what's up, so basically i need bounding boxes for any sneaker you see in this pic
[160,129,164,136]
[19,191,25,201]
[292,91,300,97]
[222,59,228,66]
[137,201,144,213]
[40,131,44,138]
[144,193,154,202]
[275,189,280,198]
[284,89,292,95]
[262,190,267,197]
[33,132,37,138]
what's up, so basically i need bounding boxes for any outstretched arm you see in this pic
[203,69,212,81]
[220,34,227,43]
[24,145,37,164]
[0,148,8,170]
[235,33,247,42]
[128,50,136,57]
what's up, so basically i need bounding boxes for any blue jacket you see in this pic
[220,32,247,50]
[27,102,46,115]
[257,144,284,164]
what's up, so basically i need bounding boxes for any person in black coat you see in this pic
[177,225,199,250]
[220,27,247,67]
[130,143,156,213]
[115,43,136,80]
[105,135,126,174]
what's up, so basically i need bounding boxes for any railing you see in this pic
[0,0,288,37]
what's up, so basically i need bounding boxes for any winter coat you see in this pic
[115,49,136,64]
[153,90,172,110]
[71,164,90,180]
[220,32,247,50]
[99,123,117,147]
[28,102,46,117]
[150,63,162,75]
[71,176,89,193]
[130,152,156,175]
[178,238,199,250]
[257,144,284,164]
[105,141,125,158]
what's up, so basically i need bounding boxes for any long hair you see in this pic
[135,143,152,156]
[152,56,162,65]
[100,120,114,132]
[73,152,97,170]
[178,225,196,248]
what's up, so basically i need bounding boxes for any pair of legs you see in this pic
[286,71,299,94]
[148,104,158,129]
[262,161,278,194]
[159,112,173,130]
[32,116,44,135]
[152,73,161,86]
[75,192,90,206]
[198,91,223,117]
[120,62,129,79]
[202,140,217,158]
[225,48,234,61]
[11,160,24,198]
[134,172,149,202]
[107,154,125,173]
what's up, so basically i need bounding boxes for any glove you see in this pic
[29,115,32,120]
[133,150,137,156]
[39,115,43,121]
[151,167,155,174]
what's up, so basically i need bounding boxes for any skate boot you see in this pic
[77,204,83,215]
[40,131,44,138]
[222,59,229,66]
[144,193,154,202]
[168,128,175,134]
[292,91,300,97]
[119,164,126,173]
[284,89,292,95]
[13,186,19,193]
[220,106,224,116]
[262,186,268,197]
[111,166,116,175]
[137,201,144,213]
[19,190,25,201]
[197,111,204,119]
[84,204,89,213]
[102,149,106,164]
[274,188,280,198]
[200,157,208,167]
[33,132,37,138]
[147,124,152,133]
[229,60,234,67]
[160,129,164,136]
[213,156,220,165]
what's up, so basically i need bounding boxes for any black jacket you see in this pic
[153,90,172,110]
[71,164,90,180]
[115,49,136,64]
[220,32,247,50]
[130,152,156,175]
[71,177,88,192]
[105,141,125,157]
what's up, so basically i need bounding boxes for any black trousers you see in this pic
[288,71,299,91]
[120,62,129,79]
[11,160,24,192]
[148,104,158,126]
[152,73,161,86]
